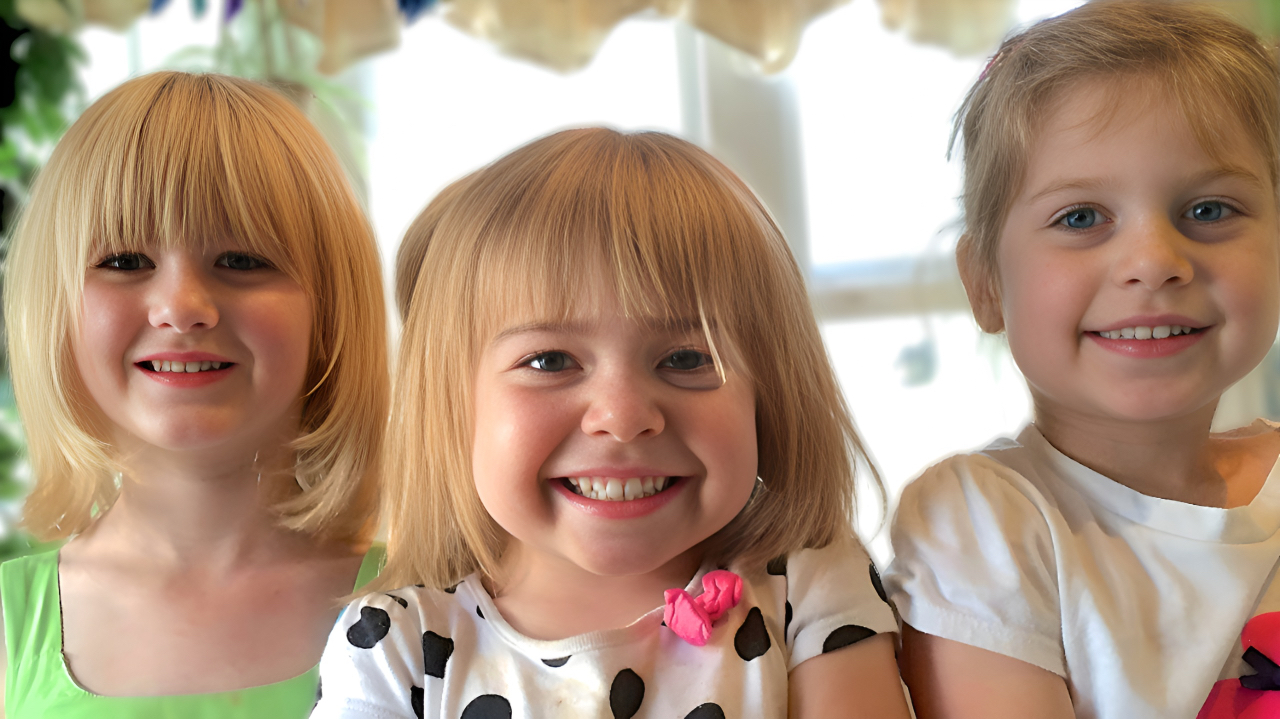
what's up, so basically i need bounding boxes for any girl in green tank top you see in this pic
[0,72,389,717]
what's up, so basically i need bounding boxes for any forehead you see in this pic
[1021,78,1271,200]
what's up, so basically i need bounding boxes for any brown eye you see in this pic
[216,252,269,271]
[96,253,153,270]
[660,349,711,371]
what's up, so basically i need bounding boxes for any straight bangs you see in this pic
[62,73,319,313]
[377,128,876,593]
[9,72,387,543]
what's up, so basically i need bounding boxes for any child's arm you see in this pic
[886,453,1069,718]
[900,626,1074,719]
[788,633,912,718]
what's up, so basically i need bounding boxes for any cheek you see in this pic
[74,285,135,391]
[470,385,566,494]
[241,292,313,393]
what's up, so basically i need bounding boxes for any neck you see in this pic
[79,432,308,572]
[1032,393,1227,505]
[489,542,703,641]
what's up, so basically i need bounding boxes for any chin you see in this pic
[570,542,691,579]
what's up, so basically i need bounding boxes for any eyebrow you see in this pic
[1027,166,1267,204]
[491,316,709,342]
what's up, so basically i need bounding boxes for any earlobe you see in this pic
[956,235,1005,334]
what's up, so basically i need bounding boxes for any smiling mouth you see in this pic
[1089,324,1205,340]
[137,360,235,374]
[561,476,678,502]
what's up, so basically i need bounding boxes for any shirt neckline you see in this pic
[1013,420,1280,543]
[459,562,712,656]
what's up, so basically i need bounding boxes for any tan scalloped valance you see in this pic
[14,0,1280,75]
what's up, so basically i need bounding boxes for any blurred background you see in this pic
[1,0,1278,563]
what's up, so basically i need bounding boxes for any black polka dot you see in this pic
[784,601,793,639]
[387,594,408,608]
[823,624,876,653]
[685,703,727,719]
[423,630,455,678]
[542,656,570,667]
[767,556,787,576]
[444,583,459,594]
[460,694,510,719]
[347,606,391,648]
[869,562,888,604]
[734,606,772,660]
[410,685,425,718]
[476,605,485,619]
[609,668,645,719]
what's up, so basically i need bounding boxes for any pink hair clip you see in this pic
[663,570,743,646]
[980,38,1025,82]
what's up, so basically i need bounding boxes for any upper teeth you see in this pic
[565,476,669,501]
[1099,325,1193,340]
[149,360,226,373]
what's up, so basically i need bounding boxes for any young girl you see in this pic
[312,128,912,718]
[0,72,388,716]
[884,3,1280,718]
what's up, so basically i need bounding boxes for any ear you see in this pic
[956,234,1005,334]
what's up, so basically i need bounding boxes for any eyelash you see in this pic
[92,251,271,271]
[1049,198,1243,230]
[516,347,716,372]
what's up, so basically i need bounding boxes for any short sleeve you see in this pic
[783,536,899,671]
[312,593,427,719]
[885,454,1065,676]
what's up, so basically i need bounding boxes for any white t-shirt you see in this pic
[313,537,896,719]
[886,422,1280,719]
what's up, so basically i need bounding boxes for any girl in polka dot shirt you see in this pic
[313,128,912,719]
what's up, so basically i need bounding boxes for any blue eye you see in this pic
[527,352,574,372]
[1059,208,1104,229]
[216,252,269,270]
[1187,201,1228,222]
[660,349,711,371]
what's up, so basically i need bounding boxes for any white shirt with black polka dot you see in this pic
[312,537,896,719]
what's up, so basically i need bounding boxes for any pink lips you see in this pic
[551,476,685,519]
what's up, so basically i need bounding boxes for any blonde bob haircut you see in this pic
[955,0,1280,315]
[6,72,388,544]
[373,127,880,592]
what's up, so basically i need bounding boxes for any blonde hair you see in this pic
[372,127,880,592]
[955,0,1280,298]
[5,72,388,544]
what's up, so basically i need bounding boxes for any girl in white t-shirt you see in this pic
[885,3,1280,719]
[312,128,913,719]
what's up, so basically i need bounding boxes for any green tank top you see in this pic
[1,544,384,718]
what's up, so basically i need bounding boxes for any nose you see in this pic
[1112,218,1194,291]
[580,368,665,442]
[147,257,219,332]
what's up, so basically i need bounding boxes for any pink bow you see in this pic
[663,570,743,646]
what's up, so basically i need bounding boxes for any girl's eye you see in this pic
[216,252,269,271]
[95,253,153,271]
[526,352,575,372]
[660,349,712,371]
[1058,207,1105,230]
[1186,200,1231,222]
